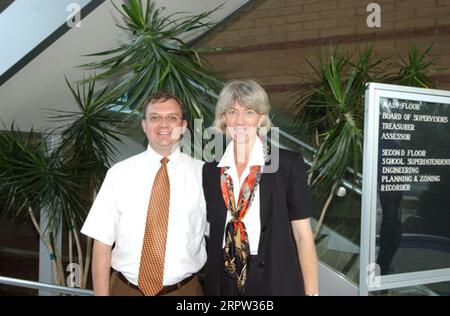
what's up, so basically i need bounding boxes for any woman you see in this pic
[202,80,319,296]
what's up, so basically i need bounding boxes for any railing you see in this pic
[0,276,94,296]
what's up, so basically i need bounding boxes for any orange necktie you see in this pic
[138,157,170,296]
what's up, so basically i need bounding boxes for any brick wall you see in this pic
[196,0,450,106]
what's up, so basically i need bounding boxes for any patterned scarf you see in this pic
[220,165,262,294]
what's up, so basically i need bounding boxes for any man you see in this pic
[81,92,206,296]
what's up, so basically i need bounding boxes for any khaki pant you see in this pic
[109,271,203,296]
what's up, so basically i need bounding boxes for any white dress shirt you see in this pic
[81,146,207,286]
[218,137,265,255]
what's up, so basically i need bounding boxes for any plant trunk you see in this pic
[50,233,65,287]
[28,207,60,285]
[315,128,320,147]
[68,229,73,274]
[82,237,92,289]
[314,183,337,239]
[72,222,84,287]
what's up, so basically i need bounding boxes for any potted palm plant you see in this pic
[0,77,122,289]
[287,45,438,238]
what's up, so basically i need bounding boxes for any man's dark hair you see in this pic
[142,92,186,119]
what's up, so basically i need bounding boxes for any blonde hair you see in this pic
[214,79,272,134]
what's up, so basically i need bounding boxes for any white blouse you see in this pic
[217,138,265,255]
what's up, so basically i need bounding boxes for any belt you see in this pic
[158,274,195,295]
[117,272,194,296]
[117,272,140,291]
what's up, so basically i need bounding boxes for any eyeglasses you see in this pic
[225,109,258,120]
[145,114,183,124]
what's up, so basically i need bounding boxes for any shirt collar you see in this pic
[146,144,182,165]
[218,137,265,168]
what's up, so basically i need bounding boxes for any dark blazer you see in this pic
[202,148,314,296]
